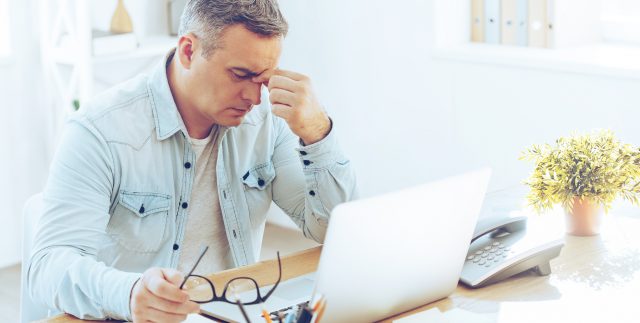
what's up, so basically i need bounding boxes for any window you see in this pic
[0,0,10,57]
[602,0,640,44]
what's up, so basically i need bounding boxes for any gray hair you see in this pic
[178,0,288,57]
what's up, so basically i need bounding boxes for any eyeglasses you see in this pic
[181,246,282,306]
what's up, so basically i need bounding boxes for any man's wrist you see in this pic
[300,117,332,146]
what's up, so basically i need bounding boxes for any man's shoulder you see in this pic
[73,74,156,148]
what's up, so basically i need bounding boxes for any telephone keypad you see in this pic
[468,241,512,267]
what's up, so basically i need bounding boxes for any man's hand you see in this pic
[130,268,200,323]
[268,69,331,145]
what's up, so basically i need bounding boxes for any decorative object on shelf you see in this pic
[110,0,134,34]
[520,130,640,236]
[168,0,188,36]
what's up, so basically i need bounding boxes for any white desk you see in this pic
[37,211,640,323]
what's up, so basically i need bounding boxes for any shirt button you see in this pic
[182,202,188,209]
[309,190,316,196]
[184,162,192,169]
[258,178,265,187]
[300,151,308,156]
[303,160,311,166]
[173,244,179,250]
[139,205,145,214]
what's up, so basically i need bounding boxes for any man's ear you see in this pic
[177,34,197,69]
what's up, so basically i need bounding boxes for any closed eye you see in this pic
[229,67,264,82]
[231,72,252,81]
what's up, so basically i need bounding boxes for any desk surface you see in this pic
[37,212,640,323]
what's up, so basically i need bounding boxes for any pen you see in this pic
[230,285,252,323]
[262,306,273,323]
[284,312,296,323]
[236,300,252,323]
[314,299,327,323]
[312,297,322,312]
[295,305,313,323]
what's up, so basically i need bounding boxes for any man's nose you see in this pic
[241,82,262,105]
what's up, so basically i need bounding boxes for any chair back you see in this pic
[20,193,51,323]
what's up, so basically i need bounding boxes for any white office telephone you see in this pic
[460,215,564,288]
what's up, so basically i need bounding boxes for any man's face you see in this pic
[184,25,282,127]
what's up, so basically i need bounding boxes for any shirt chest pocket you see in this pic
[107,191,171,253]
[241,161,276,223]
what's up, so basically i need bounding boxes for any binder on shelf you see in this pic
[484,0,501,44]
[92,29,139,56]
[471,0,485,43]
[501,0,517,45]
[546,0,555,48]
[515,0,529,46]
[528,0,547,48]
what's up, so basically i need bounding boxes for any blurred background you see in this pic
[1,0,640,320]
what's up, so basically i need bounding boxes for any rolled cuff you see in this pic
[102,271,142,321]
[295,120,347,169]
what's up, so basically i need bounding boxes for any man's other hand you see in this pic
[267,69,331,145]
[130,267,200,323]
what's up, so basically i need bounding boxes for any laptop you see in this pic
[201,168,491,323]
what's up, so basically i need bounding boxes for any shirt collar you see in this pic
[147,48,188,141]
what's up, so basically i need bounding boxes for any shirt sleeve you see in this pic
[27,116,140,320]
[270,116,358,242]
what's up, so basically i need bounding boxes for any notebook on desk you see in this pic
[201,168,491,323]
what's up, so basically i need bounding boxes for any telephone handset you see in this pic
[460,215,564,288]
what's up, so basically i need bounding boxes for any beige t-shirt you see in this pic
[177,126,233,275]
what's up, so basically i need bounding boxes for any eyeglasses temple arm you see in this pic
[261,252,282,300]
[180,245,209,289]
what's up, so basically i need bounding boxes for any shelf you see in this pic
[51,35,177,65]
[432,42,640,80]
[93,35,177,64]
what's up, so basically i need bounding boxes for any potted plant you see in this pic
[520,130,640,236]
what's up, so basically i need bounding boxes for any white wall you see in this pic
[0,0,52,267]
[4,0,640,266]
[278,0,640,198]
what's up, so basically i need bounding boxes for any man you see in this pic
[27,0,357,322]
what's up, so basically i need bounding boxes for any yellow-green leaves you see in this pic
[520,130,640,213]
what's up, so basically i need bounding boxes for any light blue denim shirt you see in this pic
[28,51,357,320]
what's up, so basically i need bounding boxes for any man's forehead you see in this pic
[214,25,282,72]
